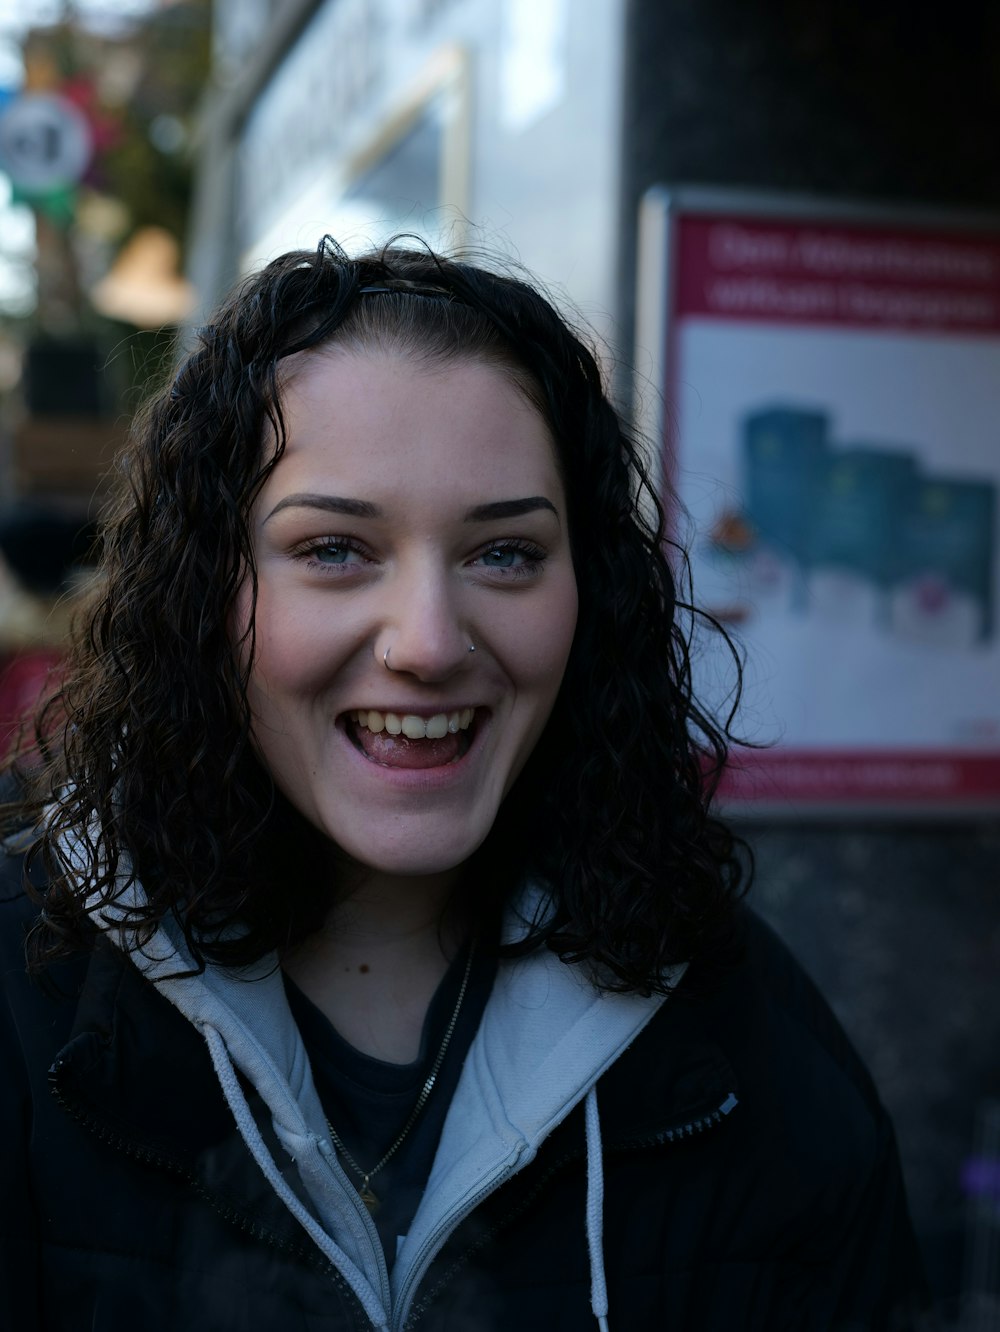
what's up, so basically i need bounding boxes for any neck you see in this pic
[327,861,469,947]
[281,865,470,1063]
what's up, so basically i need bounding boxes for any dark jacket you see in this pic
[1,857,928,1331]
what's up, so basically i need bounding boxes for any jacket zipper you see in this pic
[392,1156,522,1331]
[624,1090,739,1147]
[401,1091,739,1330]
[49,1059,377,1330]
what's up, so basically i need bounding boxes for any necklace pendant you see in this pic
[359,1182,380,1214]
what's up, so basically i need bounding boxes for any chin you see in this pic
[368,850,482,880]
[329,828,492,881]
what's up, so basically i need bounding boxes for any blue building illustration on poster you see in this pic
[710,406,996,646]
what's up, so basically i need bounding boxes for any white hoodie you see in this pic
[82,862,684,1331]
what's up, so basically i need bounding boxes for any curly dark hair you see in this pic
[14,236,749,993]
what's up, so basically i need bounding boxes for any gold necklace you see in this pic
[325,944,475,1215]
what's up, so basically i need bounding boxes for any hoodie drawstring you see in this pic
[203,1024,391,1332]
[584,1084,610,1332]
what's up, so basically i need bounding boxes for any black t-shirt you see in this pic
[284,944,496,1266]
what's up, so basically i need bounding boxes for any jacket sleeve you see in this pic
[0,873,45,1332]
[826,1101,934,1331]
[739,913,934,1331]
[0,895,42,1332]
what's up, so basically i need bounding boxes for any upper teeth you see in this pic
[351,708,475,739]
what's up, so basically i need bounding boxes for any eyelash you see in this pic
[471,539,547,580]
[291,537,371,573]
[290,537,548,580]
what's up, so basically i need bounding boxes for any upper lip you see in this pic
[341,705,484,719]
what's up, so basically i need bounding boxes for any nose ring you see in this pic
[383,643,475,671]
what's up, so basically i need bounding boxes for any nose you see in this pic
[377,565,474,683]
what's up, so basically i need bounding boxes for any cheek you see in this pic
[545,574,579,663]
[501,583,577,792]
[239,594,319,705]
[515,577,579,698]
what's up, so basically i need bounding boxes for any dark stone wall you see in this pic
[744,820,1000,1312]
[623,1,1000,200]
[620,1,1000,1312]
[619,0,1000,356]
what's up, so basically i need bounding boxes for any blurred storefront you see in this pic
[0,2,209,513]
[189,0,625,355]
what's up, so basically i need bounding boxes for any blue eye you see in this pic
[481,547,520,568]
[313,543,352,565]
[294,537,368,572]
[473,541,546,578]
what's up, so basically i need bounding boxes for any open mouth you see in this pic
[344,708,479,770]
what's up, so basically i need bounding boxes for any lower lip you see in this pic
[337,715,485,790]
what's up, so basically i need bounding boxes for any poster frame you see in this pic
[635,184,1000,820]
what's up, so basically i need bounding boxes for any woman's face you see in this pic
[238,350,578,880]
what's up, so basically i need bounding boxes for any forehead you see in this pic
[267,350,563,498]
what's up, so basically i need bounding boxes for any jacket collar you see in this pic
[600,986,740,1147]
[55,929,739,1168]
[51,938,314,1259]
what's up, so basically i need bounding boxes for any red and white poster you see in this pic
[636,188,1000,812]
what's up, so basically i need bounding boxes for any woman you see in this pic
[1,240,926,1330]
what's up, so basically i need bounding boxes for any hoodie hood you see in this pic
[66,831,684,1330]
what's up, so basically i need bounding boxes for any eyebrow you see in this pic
[264,494,381,523]
[264,493,559,524]
[465,497,559,522]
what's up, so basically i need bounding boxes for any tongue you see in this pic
[355,726,462,769]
